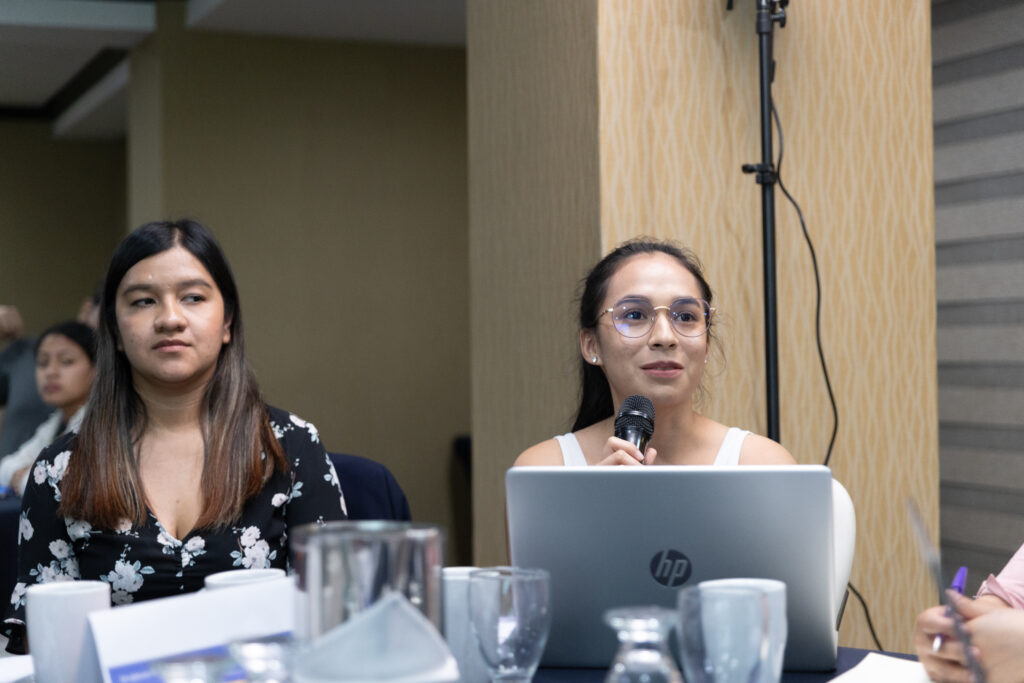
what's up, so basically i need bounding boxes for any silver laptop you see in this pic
[506,465,838,671]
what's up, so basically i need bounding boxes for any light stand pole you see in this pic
[737,0,788,442]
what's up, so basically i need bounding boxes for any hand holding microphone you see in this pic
[599,395,656,466]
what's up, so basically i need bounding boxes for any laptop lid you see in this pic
[506,465,838,671]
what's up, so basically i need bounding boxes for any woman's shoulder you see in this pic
[514,437,567,467]
[736,431,796,465]
[265,405,321,445]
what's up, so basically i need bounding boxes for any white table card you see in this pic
[87,576,294,683]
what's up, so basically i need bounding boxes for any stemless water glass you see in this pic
[469,567,551,683]
[677,585,770,683]
[603,606,682,683]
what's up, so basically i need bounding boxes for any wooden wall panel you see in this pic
[597,1,937,652]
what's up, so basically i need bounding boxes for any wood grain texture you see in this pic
[597,0,938,652]
[468,0,603,566]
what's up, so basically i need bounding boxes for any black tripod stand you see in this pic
[730,0,788,442]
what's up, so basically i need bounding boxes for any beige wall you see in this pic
[129,7,470,562]
[0,121,125,330]
[468,0,603,564]
[470,0,937,653]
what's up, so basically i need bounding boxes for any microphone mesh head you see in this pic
[615,394,655,435]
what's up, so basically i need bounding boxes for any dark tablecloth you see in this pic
[535,646,917,682]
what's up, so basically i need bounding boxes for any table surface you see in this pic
[535,646,917,683]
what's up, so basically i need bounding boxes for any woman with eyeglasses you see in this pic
[3,220,347,654]
[516,239,794,467]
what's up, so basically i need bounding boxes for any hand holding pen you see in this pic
[933,566,968,652]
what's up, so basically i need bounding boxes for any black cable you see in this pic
[848,581,886,651]
[770,100,839,467]
[770,101,884,651]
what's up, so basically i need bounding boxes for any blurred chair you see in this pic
[832,478,856,629]
[328,452,411,522]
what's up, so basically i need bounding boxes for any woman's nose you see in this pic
[155,299,186,330]
[648,309,677,347]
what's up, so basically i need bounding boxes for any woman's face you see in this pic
[35,334,95,411]
[114,245,231,393]
[581,252,711,411]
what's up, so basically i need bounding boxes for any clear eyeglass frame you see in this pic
[601,297,715,338]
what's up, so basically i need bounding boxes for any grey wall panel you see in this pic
[941,446,1024,489]
[934,67,1024,124]
[936,324,1024,364]
[932,5,1024,62]
[936,197,1024,242]
[934,131,1024,183]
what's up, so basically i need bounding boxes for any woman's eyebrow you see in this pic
[120,279,213,296]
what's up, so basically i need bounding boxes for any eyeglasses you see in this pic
[600,297,714,338]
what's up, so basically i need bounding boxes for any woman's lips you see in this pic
[41,383,61,394]
[154,339,188,351]
[641,361,683,377]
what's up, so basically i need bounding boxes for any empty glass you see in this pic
[603,606,682,683]
[677,585,770,683]
[469,567,551,683]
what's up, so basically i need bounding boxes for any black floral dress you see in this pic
[2,406,347,653]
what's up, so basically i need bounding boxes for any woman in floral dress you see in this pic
[3,220,347,654]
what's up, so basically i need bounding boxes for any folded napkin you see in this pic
[294,592,459,683]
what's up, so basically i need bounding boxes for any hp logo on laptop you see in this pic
[650,549,691,587]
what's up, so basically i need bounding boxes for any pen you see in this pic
[932,565,968,652]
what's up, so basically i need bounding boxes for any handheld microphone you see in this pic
[614,395,655,463]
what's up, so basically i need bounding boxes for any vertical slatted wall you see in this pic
[933,0,1024,592]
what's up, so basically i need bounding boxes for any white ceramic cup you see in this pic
[26,580,111,683]
[696,579,787,683]
[443,567,489,683]
[203,567,286,590]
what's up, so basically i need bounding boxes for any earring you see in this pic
[704,357,708,364]
[591,356,599,364]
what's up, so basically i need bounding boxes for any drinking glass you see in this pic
[469,567,551,683]
[677,585,770,683]
[228,633,295,683]
[603,606,682,683]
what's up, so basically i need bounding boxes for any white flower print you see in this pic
[323,456,340,489]
[180,536,207,572]
[271,493,288,508]
[270,420,288,439]
[157,529,179,555]
[289,414,320,443]
[48,540,71,560]
[231,526,277,568]
[65,518,92,543]
[240,526,261,547]
[10,582,27,609]
[101,546,155,605]
[37,563,60,583]
[115,518,133,534]
[243,540,272,569]
[48,450,70,481]
[33,462,46,485]
[18,513,33,543]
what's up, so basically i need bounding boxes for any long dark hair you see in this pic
[59,219,287,529]
[571,238,715,431]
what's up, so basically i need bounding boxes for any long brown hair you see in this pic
[59,220,287,530]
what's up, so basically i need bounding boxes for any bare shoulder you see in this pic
[738,433,797,465]
[513,439,565,467]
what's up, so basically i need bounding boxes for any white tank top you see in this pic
[553,427,750,466]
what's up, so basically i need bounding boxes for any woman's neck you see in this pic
[59,400,85,424]
[647,406,705,465]
[133,379,206,432]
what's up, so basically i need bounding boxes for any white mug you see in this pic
[443,567,489,683]
[698,578,787,683]
[203,567,286,590]
[26,580,111,683]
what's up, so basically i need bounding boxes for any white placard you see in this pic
[87,576,294,683]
